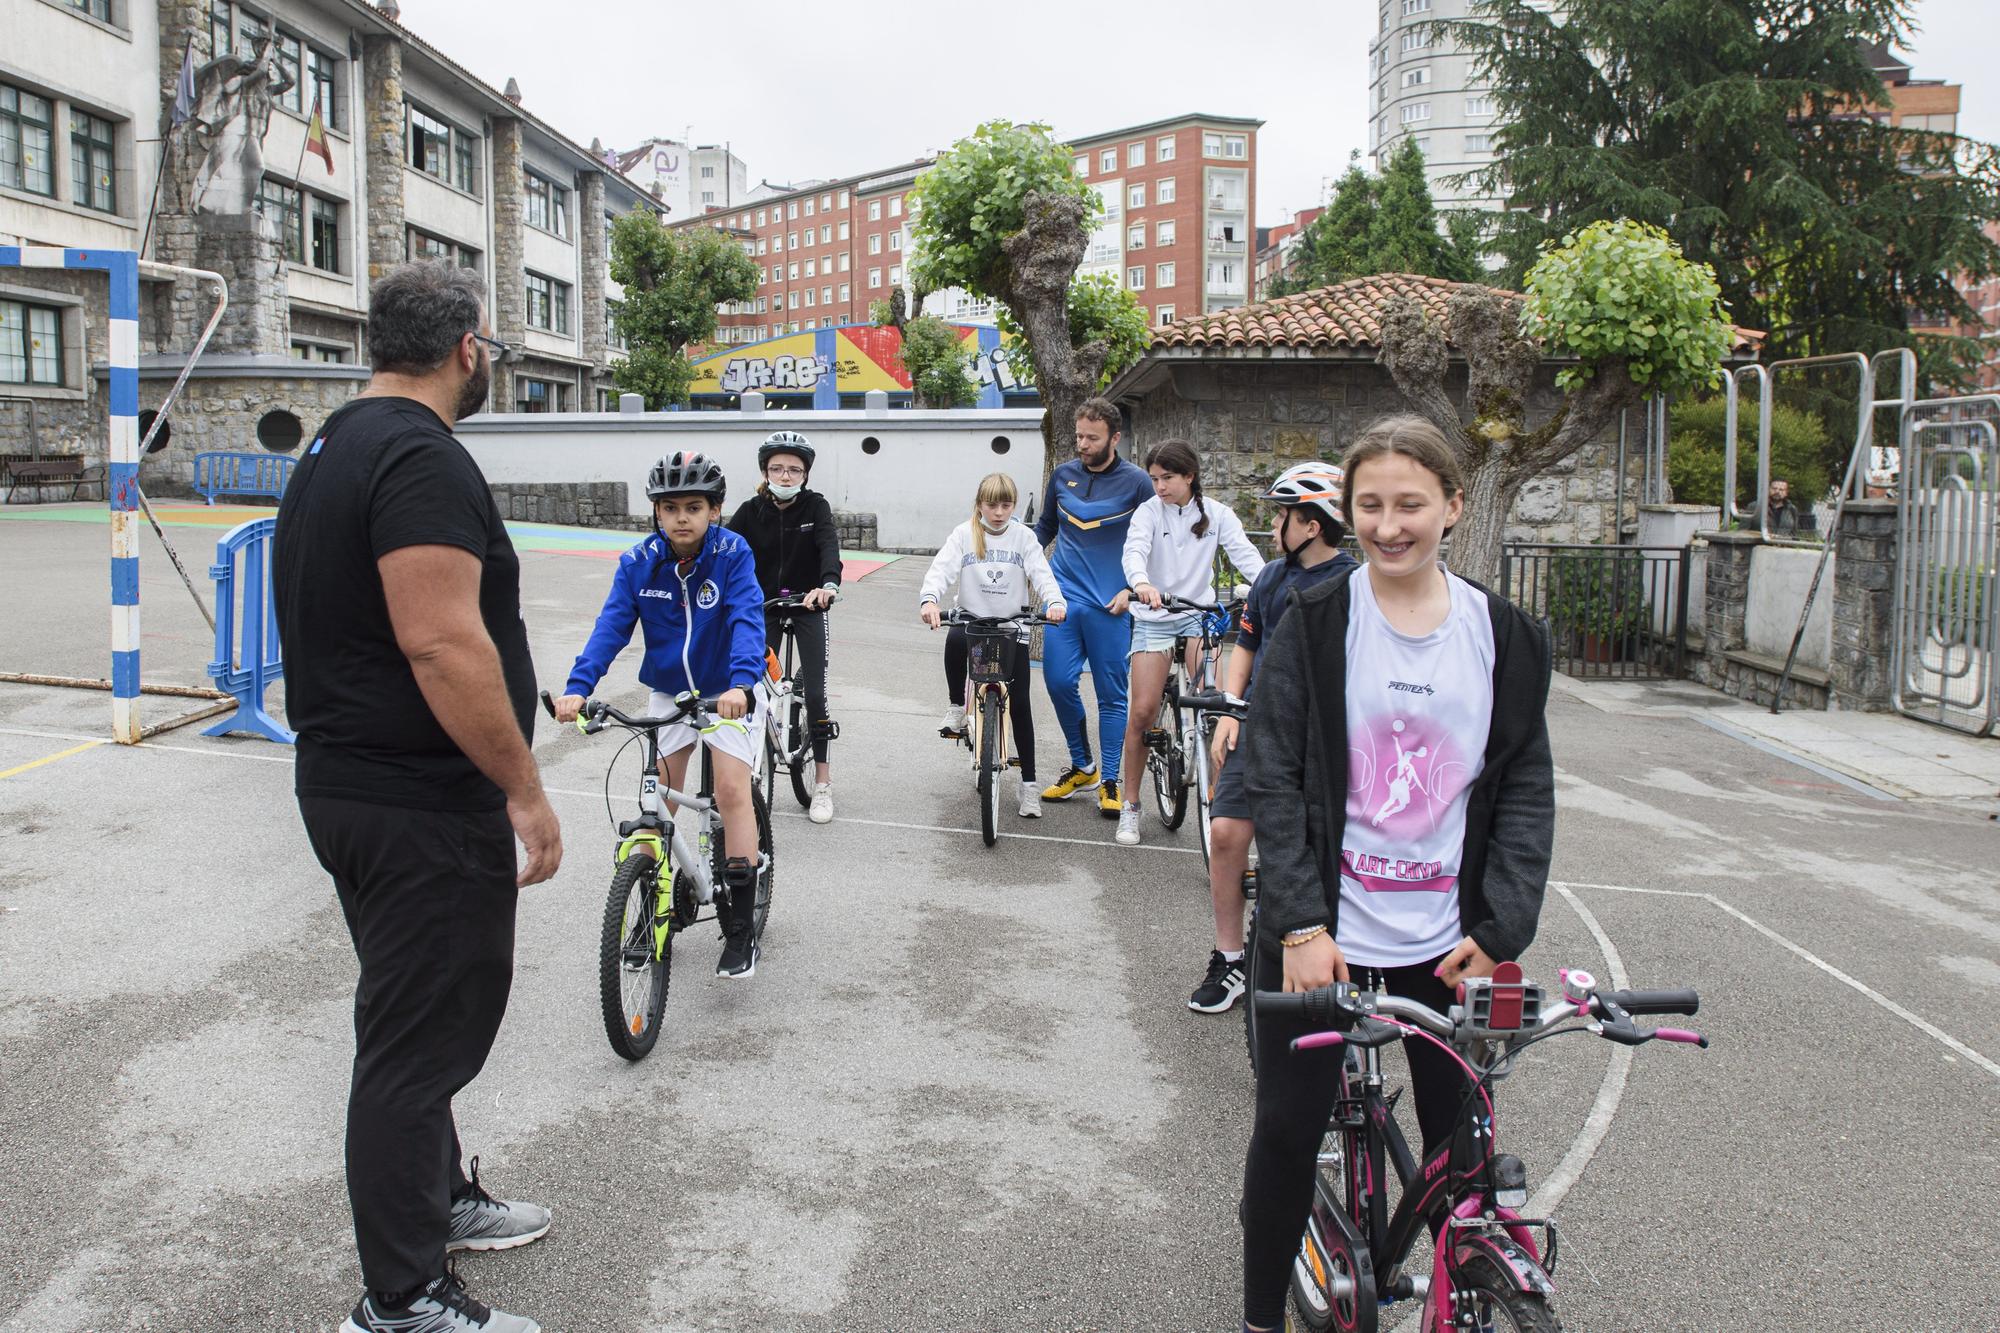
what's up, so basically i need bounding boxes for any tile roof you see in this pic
[1151,272,1763,353]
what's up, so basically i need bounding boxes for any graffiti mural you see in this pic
[689,324,1038,409]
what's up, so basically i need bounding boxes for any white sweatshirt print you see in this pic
[1121,495,1267,622]
[919,519,1067,619]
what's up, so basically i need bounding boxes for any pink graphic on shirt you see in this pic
[1344,714,1475,893]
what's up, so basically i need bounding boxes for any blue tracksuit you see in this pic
[1034,454,1154,785]
[564,524,768,702]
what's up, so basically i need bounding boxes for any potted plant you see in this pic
[1548,550,1649,663]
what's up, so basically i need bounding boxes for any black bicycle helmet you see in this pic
[757,429,815,472]
[646,451,728,505]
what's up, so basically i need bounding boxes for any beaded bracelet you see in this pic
[1281,924,1330,948]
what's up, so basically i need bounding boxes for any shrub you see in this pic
[1667,395,1831,512]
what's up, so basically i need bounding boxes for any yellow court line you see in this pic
[0,740,104,781]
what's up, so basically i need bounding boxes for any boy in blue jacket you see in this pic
[554,451,770,978]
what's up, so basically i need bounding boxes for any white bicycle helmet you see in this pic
[1263,462,1346,533]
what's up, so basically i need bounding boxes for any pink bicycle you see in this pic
[1253,965,1705,1331]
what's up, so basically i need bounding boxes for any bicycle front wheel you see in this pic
[977,689,1003,846]
[599,852,671,1062]
[787,697,812,809]
[1451,1259,1563,1333]
[1150,691,1188,830]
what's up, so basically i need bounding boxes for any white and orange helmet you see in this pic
[1263,461,1346,535]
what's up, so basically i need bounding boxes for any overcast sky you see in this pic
[407,0,1998,228]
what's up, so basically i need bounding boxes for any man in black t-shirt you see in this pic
[274,261,559,1333]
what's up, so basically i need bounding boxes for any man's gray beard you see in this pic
[453,357,491,422]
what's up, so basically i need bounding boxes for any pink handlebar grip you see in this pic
[1292,1032,1346,1052]
[1654,1028,1708,1047]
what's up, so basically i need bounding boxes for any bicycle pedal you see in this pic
[1142,728,1169,748]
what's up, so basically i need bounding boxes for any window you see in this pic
[1207,260,1241,291]
[1155,305,1175,327]
[408,228,452,263]
[524,172,568,236]
[70,112,115,212]
[788,262,799,279]
[756,239,767,256]
[1,84,56,196]
[1128,183,1145,209]
[889,195,902,217]
[820,224,831,244]
[1403,67,1431,88]
[1400,103,1432,124]
[1157,134,1176,161]
[838,253,849,272]
[310,194,340,272]
[805,259,817,278]
[525,272,571,334]
[255,177,302,263]
[273,31,303,113]
[756,208,767,225]
[1074,155,1089,177]
[838,190,849,207]
[821,194,831,211]
[68,0,112,18]
[1128,142,1145,168]
[1412,135,1431,154]
[803,196,814,215]
[1401,28,1432,51]
[1127,223,1145,249]
[1157,219,1177,246]
[804,288,815,307]
[606,302,627,351]
[1465,95,1495,117]
[756,297,766,313]
[304,47,338,126]
[868,234,881,255]
[787,201,798,219]
[837,220,849,241]
[701,190,713,204]
[889,230,901,251]
[1157,177,1176,204]
[410,106,480,195]
[770,235,782,251]
[515,377,565,413]
[839,283,850,301]
[773,294,785,309]
[788,231,798,249]
[1156,261,1175,287]
[869,267,882,288]
[0,298,64,385]
[292,342,348,363]
[868,200,882,221]
[1466,133,1493,152]
[1126,266,1145,290]
[821,286,831,305]
[1402,0,1430,12]
[889,264,901,283]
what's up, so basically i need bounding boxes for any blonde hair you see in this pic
[971,472,1018,559]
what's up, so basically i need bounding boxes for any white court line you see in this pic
[0,725,296,764]
[1551,879,2000,1082]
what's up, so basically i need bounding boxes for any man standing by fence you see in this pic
[273,260,560,1333]
[1034,396,1154,817]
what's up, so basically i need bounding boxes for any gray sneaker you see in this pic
[341,1266,540,1332]
[446,1158,551,1253]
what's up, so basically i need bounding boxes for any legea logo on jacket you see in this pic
[638,588,672,600]
[696,579,720,609]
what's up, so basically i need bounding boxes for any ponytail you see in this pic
[1191,476,1211,539]
[970,505,987,561]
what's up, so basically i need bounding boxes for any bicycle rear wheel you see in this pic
[977,689,1003,846]
[599,852,671,1062]
[1150,690,1188,830]
[787,696,812,809]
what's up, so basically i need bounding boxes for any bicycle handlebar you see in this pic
[1254,973,1707,1052]
[939,609,1058,629]
[1597,988,1700,1017]
[539,688,735,735]
[766,592,840,611]
[1125,589,1241,617]
[1178,689,1249,719]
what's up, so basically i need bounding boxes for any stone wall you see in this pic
[362,36,407,284]
[1830,500,1898,710]
[1124,359,1624,545]
[490,118,527,407]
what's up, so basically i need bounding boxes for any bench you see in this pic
[3,456,107,503]
[194,451,295,505]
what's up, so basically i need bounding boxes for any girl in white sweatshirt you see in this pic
[1111,439,1267,845]
[919,472,1068,818]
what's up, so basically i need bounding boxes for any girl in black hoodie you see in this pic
[728,430,843,824]
[1237,415,1555,1332]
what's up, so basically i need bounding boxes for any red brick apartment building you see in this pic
[1254,205,1324,300]
[673,114,1261,345]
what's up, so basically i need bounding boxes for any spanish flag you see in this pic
[305,93,334,175]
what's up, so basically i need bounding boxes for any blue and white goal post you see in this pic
[0,246,143,743]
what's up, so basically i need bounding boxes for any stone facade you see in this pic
[1122,359,1626,544]
[361,35,407,284]
[1829,500,1898,711]
[1690,527,1839,710]
[580,172,609,369]
[490,118,527,407]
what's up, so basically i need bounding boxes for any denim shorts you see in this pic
[1128,610,1203,657]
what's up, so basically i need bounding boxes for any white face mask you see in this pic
[768,481,802,502]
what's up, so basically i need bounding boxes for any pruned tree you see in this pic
[609,211,759,409]
[1379,218,1734,582]
[909,121,1146,472]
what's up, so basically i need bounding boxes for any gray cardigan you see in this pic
[1242,567,1556,961]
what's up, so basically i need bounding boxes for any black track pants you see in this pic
[769,610,833,764]
[300,795,518,1297]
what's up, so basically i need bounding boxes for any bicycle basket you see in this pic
[967,628,1012,683]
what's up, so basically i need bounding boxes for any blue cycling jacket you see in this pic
[1033,454,1154,610]
[564,524,768,701]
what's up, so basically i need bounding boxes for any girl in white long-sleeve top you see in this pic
[918,472,1068,818]
[1110,439,1267,846]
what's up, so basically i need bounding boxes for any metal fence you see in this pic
[1891,400,1999,736]
[1501,544,1692,680]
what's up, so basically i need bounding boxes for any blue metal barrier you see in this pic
[194,451,294,505]
[205,516,294,743]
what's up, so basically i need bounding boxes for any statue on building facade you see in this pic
[187,35,294,217]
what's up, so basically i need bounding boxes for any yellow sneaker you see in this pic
[1041,765,1100,801]
[1098,780,1122,818]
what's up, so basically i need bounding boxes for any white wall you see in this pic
[455,405,1050,549]
[1746,544,1835,671]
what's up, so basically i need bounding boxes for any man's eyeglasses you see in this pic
[472,333,514,365]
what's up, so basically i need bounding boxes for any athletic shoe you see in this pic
[1097,780,1122,818]
[1041,765,1100,801]
[1018,782,1042,818]
[717,930,757,978]
[809,782,833,824]
[340,1266,540,1332]
[940,704,967,736]
[1188,951,1247,1013]
[446,1157,550,1253]
[1115,805,1142,845]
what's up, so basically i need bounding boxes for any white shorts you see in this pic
[1129,611,1204,656]
[647,689,765,771]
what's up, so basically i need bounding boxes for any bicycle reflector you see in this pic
[765,649,782,682]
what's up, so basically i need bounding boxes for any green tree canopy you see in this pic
[1270,143,1479,296]
[1445,0,2000,388]
[995,272,1150,392]
[608,212,759,408]
[871,289,980,409]
[1668,395,1831,512]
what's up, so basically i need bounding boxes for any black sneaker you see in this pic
[717,928,757,978]
[1188,951,1247,1013]
[341,1264,540,1332]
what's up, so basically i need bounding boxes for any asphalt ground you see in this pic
[2,507,1996,1331]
